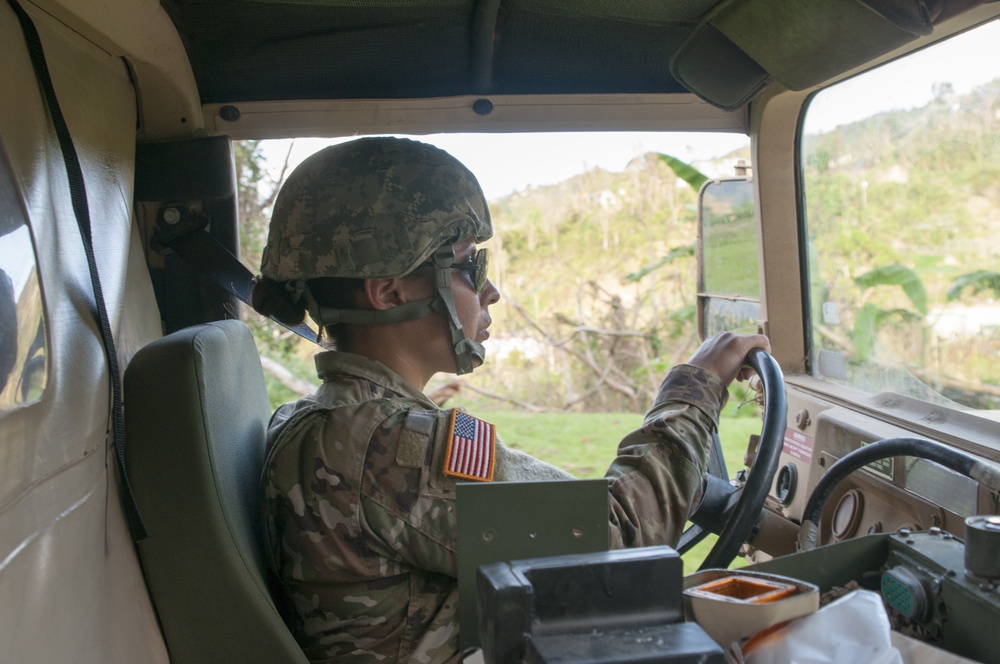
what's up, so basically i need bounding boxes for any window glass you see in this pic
[0,154,48,408]
[699,177,760,337]
[801,20,1000,415]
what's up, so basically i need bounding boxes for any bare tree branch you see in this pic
[261,139,296,209]
[426,380,462,406]
[569,326,649,338]
[259,356,316,396]
[510,301,639,404]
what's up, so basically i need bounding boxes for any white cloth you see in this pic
[744,590,903,664]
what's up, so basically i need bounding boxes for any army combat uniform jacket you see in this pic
[263,351,728,663]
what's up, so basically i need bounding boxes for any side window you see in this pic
[801,20,1000,416]
[0,149,48,408]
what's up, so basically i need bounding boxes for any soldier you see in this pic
[251,136,769,663]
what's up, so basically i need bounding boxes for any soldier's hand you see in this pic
[686,332,771,385]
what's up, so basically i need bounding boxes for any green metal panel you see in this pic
[747,531,1000,662]
[457,479,610,649]
[747,534,891,592]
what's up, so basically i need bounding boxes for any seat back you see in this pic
[124,320,307,664]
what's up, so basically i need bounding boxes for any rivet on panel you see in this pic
[219,105,241,122]
[472,99,493,116]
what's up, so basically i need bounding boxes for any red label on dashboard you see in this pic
[782,428,814,462]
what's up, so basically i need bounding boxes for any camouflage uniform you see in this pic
[262,351,727,663]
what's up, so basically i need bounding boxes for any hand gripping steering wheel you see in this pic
[676,349,787,570]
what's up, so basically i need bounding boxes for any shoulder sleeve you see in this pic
[605,364,728,549]
[359,406,461,576]
[359,407,579,574]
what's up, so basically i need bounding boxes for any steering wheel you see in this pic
[676,348,787,570]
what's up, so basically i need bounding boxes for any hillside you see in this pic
[801,78,1000,405]
[465,149,750,411]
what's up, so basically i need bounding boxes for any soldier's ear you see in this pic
[364,277,418,310]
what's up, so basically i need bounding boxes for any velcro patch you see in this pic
[443,410,496,481]
[397,409,436,468]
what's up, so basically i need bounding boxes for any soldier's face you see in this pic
[399,238,500,384]
[405,238,500,374]
[451,239,501,352]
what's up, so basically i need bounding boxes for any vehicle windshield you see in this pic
[801,20,1000,417]
[244,130,750,414]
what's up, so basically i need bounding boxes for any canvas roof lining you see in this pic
[159,0,989,110]
[161,0,707,102]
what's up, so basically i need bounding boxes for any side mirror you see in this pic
[697,176,761,339]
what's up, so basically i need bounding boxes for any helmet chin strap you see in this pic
[290,245,484,375]
[427,244,484,375]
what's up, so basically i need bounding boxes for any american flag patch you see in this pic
[443,410,496,481]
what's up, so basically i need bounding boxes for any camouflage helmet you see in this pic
[260,137,492,281]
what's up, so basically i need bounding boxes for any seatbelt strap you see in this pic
[7,0,147,540]
[154,207,317,341]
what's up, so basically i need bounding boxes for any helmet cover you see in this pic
[260,137,492,281]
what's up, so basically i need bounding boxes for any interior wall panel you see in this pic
[0,2,167,661]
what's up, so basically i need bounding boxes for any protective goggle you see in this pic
[454,248,490,292]
[423,248,489,293]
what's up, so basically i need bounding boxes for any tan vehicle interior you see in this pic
[2,0,1000,661]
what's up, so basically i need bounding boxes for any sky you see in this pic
[804,19,1000,133]
[260,131,751,203]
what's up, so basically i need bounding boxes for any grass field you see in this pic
[476,405,763,573]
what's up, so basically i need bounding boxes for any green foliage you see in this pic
[724,382,767,419]
[262,372,302,410]
[802,78,1000,401]
[947,270,1000,301]
[483,151,727,411]
[852,264,928,315]
[619,154,710,284]
[234,140,271,266]
[626,244,695,282]
[657,153,709,192]
[234,140,265,189]
[852,303,923,360]
[664,304,697,339]
[483,410,641,477]
[846,265,927,361]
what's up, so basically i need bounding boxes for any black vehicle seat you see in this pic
[124,320,307,664]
